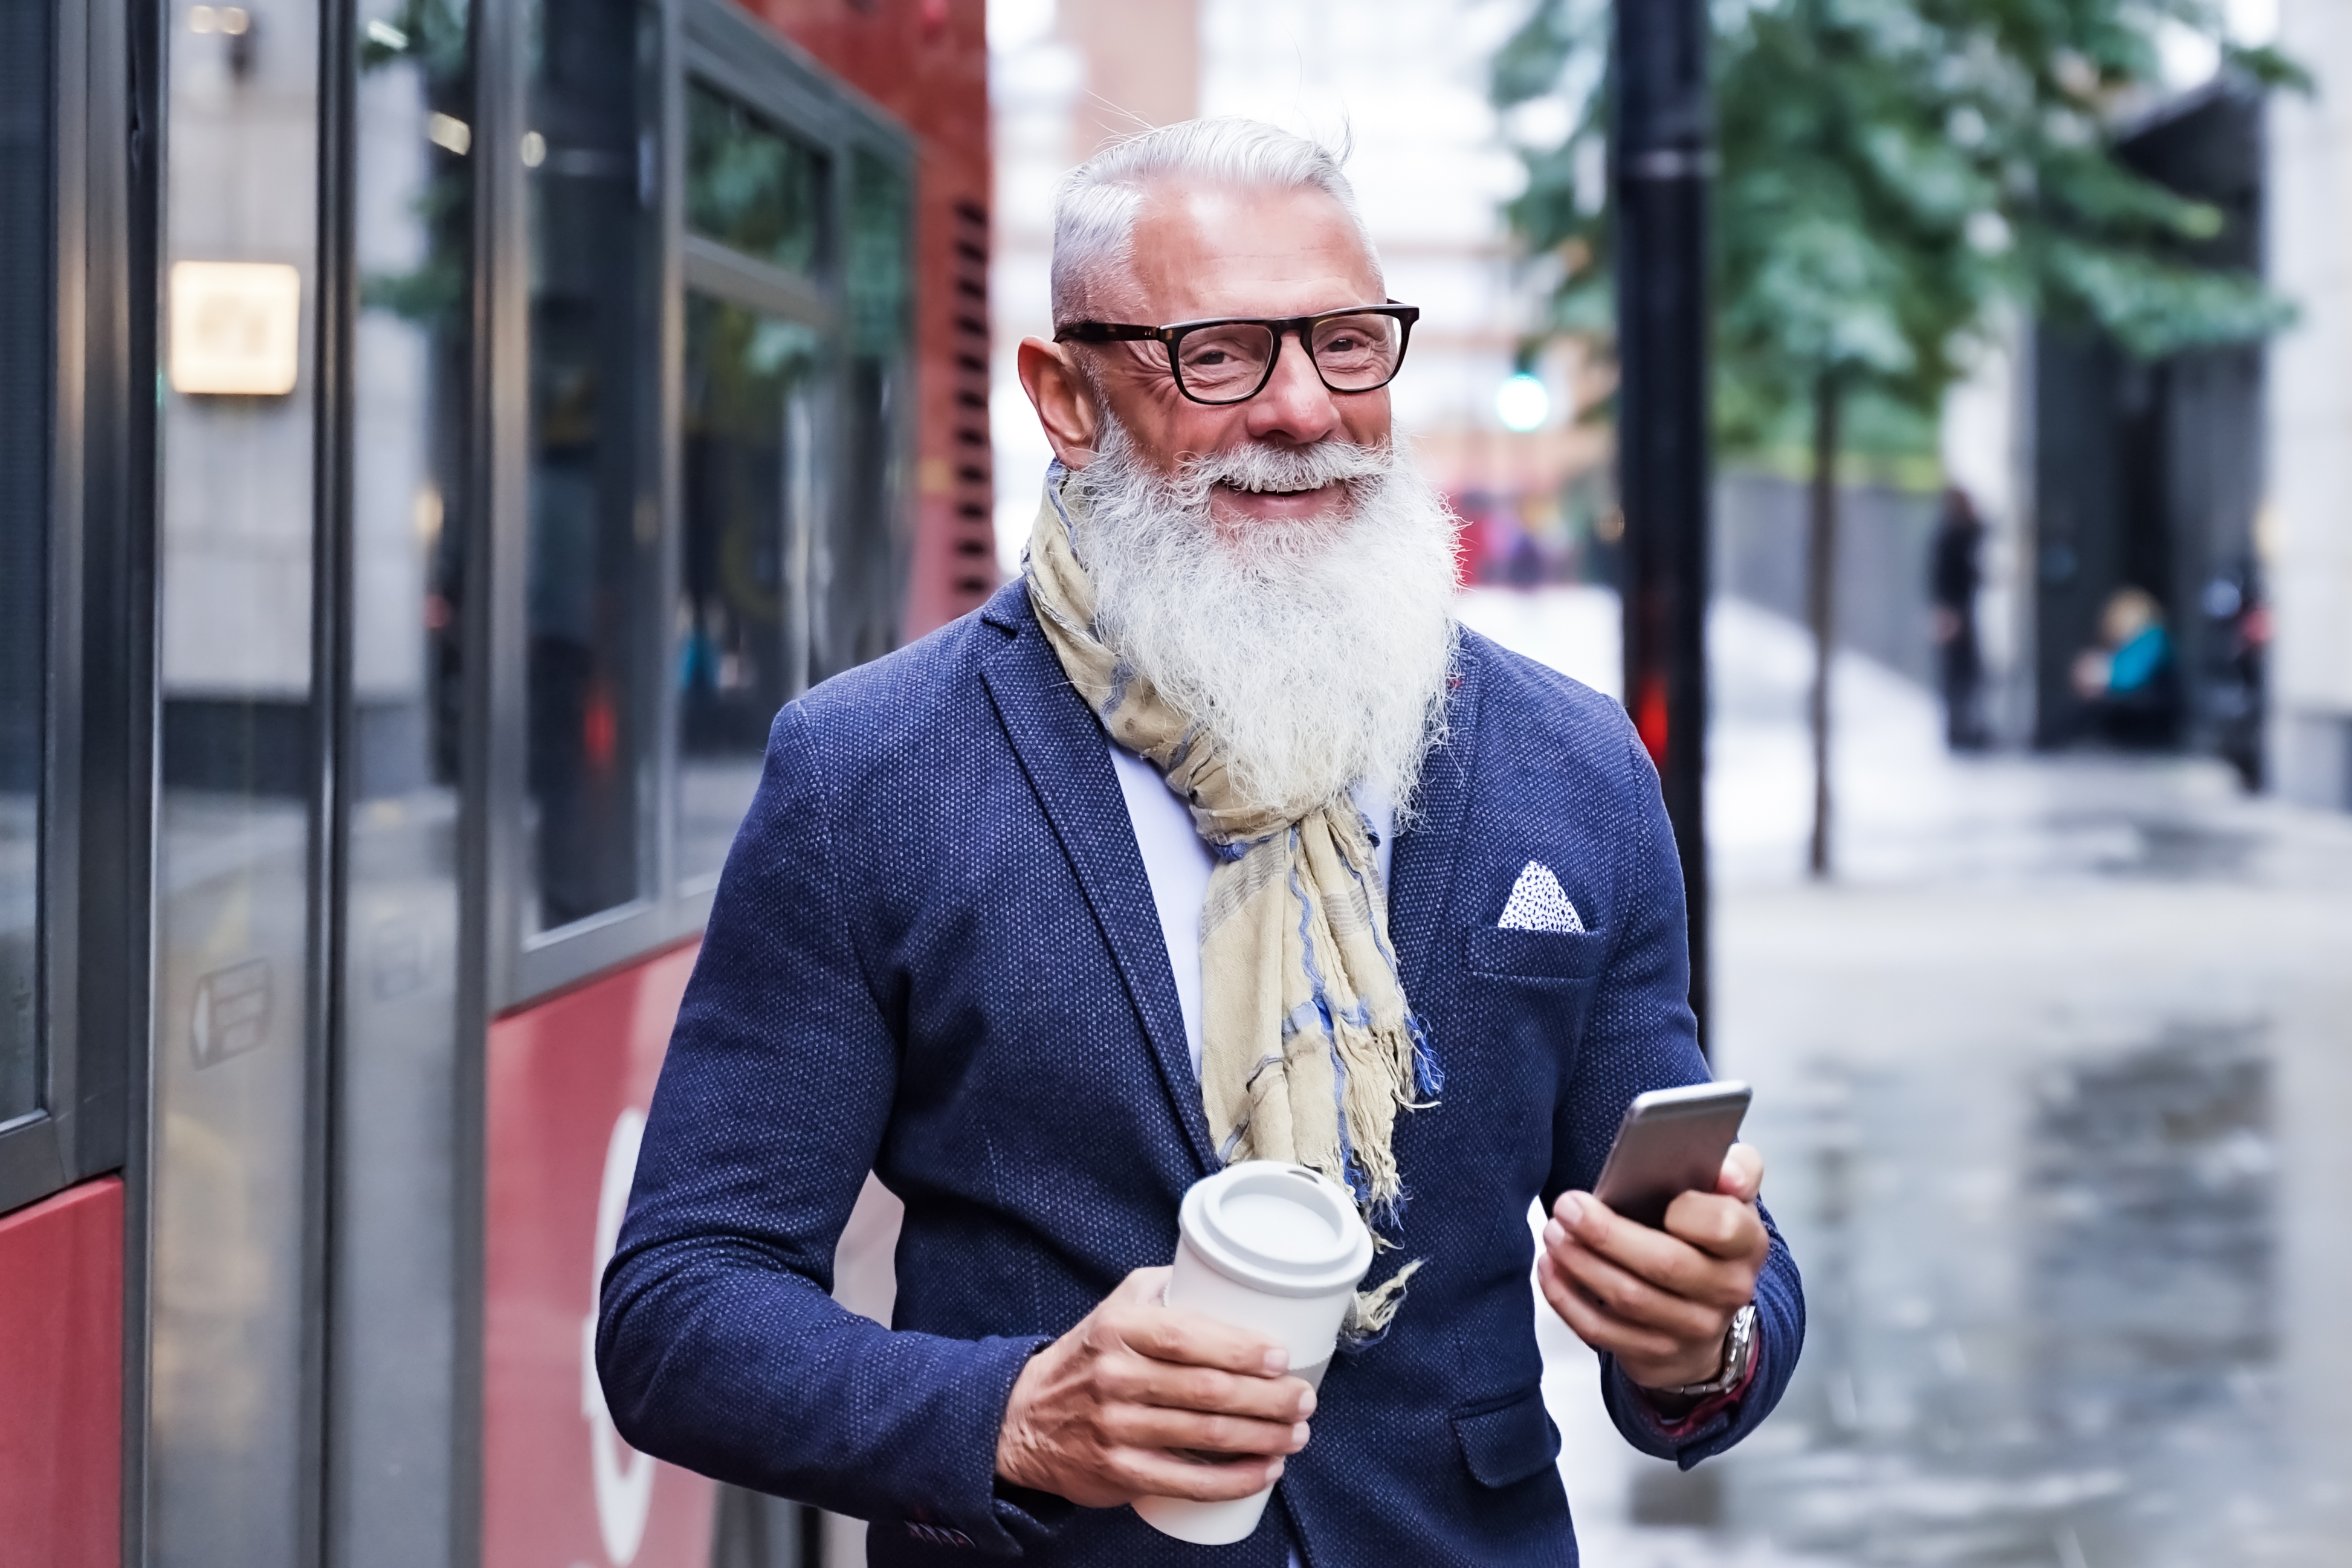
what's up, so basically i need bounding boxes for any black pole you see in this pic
[1614,0,1713,1049]
[1806,373,1839,879]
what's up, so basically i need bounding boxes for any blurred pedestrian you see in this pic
[1505,524,1544,590]
[1928,485,1988,750]
[2072,586,2177,748]
[2200,569,2266,789]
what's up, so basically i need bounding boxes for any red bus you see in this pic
[0,2,990,1564]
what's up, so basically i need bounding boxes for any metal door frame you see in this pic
[0,0,157,1552]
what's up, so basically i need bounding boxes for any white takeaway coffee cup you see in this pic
[1132,1161,1374,1546]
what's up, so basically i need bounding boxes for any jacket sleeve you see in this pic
[1540,720,1806,1471]
[595,705,1058,1555]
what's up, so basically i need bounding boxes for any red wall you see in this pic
[0,1176,124,1568]
[485,943,714,1568]
[734,0,997,640]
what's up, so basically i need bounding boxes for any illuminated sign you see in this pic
[169,260,302,396]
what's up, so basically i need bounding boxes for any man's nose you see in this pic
[1240,331,1343,446]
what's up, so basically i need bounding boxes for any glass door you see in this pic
[150,1,322,1563]
[520,0,665,941]
[670,78,832,889]
[330,3,479,1565]
[675,295,820,887]
[0,0,50,1137]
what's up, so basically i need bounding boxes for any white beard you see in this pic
[1066,418,1462,821]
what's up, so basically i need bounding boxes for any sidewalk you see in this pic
[1463,586,2352,1568]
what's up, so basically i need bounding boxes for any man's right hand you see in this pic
[993,1266,1315,1507]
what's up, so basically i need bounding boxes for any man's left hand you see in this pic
[1536,1144,1769,1392]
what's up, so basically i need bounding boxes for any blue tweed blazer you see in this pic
[599,581,1804,1566]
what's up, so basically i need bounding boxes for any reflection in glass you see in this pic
[151,1,319,1563]
[334,3,473,1564]
[0,0,50,1127]
[525,0,661,932]
[686,81,826,275]
[813,149,911,685]
[677,297,819,885]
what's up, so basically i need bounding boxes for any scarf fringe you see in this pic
[1345,1258,1424,1344]
[1333,1017,1432,1218]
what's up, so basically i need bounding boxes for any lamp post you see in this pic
[1613,0,1713,1048]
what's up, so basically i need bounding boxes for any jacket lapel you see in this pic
[1389,632,1484,998]
[978,584,1219,1174]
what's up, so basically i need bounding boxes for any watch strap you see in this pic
[1668,1302,1759,1398]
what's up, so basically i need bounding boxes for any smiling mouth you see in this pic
[1216,478,1339,497]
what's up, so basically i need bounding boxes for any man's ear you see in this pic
[1018,337,1101,468]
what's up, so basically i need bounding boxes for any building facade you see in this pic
[2266,0,2352,811]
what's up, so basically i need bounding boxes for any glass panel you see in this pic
[332,2,472,1563]
[811,148,909,685]
[0,0,50,1128]
[525,0,661,933]
[685,80,826,275]
[151,0,320,1563]
[676,295,819,887]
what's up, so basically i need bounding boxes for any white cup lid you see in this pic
[1178,1162,1374,1298]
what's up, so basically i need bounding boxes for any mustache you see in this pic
[1168,438,1395,502]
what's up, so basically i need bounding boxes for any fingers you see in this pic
[1116,1270,1291,1379]
[1535,1249,1686,1367]
[1103,1353,1316,1424]
[1113,1266,1175,1306]
[1537,1245,1734,1389]
[1541,1182,1766,1388]
[1548,1192,1759,1303]
[1660,1188,1768,1268]
[1717,1143,1765,1201]
[1542,1223,1725,1344]
[1106,1399,1310,1459]
[1105,1268,1313,1422]
[998,1270,1320,1509]
[1115,1449,1289,1503]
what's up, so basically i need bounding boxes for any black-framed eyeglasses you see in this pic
[1054,303,1420,407]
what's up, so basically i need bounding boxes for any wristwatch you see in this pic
[1669,1303,1758,1398]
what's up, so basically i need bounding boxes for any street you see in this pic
[1462,587,2352,1568]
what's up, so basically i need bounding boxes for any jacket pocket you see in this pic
[1464,926,1607,982]
[1450,1387,1563,1489]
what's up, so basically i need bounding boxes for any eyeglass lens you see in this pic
[1173,313,1405,402]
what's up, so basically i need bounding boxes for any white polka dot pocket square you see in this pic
[1497,860,1586,935]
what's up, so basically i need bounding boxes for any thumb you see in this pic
[1717,1143,1764,1202]
[1117,1265,1175,1306]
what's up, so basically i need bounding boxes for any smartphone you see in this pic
[1591,1081,1752,1229]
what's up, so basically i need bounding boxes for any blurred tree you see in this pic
[1493,0,2304,874]
[360,0,474,326]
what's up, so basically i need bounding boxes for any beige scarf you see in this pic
[1025,467,1437,1332]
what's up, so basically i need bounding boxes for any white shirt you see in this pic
[1108,746,1395,1075]
[1107,745,1387,1566]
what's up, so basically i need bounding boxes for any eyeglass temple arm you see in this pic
[1051,323,1162,344]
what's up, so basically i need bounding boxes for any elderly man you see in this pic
[599,118,1803,1565]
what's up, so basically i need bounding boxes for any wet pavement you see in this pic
[1459,589,2352,1568]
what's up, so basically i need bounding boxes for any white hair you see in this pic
[1050,117,1381,326]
